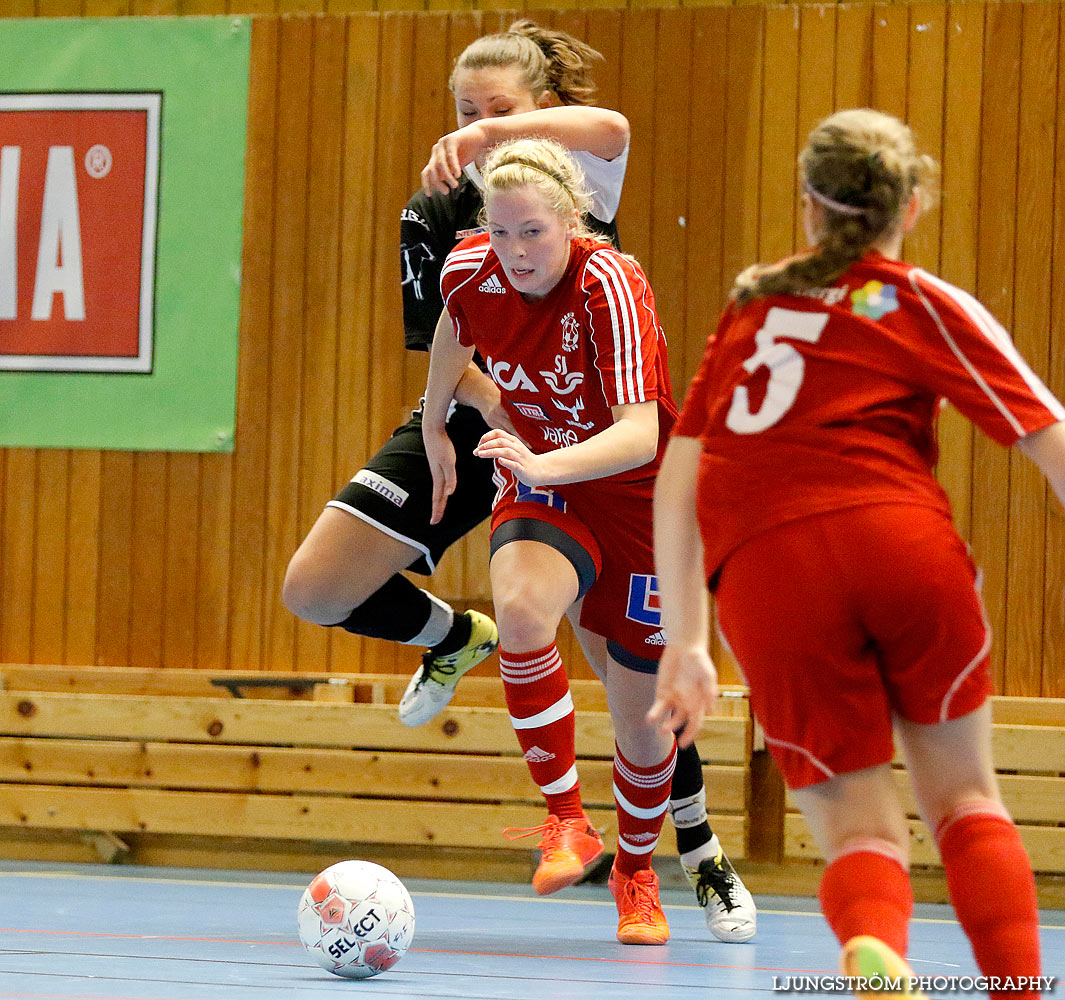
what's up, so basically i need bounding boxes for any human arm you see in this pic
[453,363,517,435]
[1016,420,1065,509]
[422,309,476,524]
[473,398,658,486]
[421,106,630,195]
[646,435,718,747]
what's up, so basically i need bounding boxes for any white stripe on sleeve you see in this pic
[911,269,1065,431]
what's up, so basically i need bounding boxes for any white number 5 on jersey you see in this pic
[725,307,830,434]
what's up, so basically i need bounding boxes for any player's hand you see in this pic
[474,429,550,486]
[423,427,457,524]
[647,643,719,748]
[421,124,488,196]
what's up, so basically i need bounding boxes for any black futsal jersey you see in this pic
[400,176,621,352]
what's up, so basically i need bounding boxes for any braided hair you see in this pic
[733,109,938,306]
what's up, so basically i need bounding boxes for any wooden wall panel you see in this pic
[1047,6,1065,697]
[0,6,1061,697]
[974,1,1021,689]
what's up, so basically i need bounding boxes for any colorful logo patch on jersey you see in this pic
[626,574,662,627]
[850,280,899,320]
[513,401,549,421]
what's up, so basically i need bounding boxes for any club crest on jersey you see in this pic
[486,356,538,393]
[626,574,662,627]
[561,311,580,351]
[850,280,899,320]
[513,401,549,421]
[540,354,584,395]
[478,274,507,294]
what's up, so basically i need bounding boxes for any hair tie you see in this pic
[803,180,868,217]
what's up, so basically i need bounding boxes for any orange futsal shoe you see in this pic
[608,864,670,945]
[504,815,604,896]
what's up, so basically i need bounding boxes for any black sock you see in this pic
[429,611,472,656]
[332,574,434,643]
[671,741,715,856]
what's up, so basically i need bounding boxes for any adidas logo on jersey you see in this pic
[644,630,668,646]
[523,746,556,763]
[478,274,507,294]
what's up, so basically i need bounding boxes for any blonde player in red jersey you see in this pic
[422,136,679,945]
[651,108,1065,996]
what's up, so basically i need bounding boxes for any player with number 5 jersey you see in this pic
[651,109,1065,999]
[425,136,680,946]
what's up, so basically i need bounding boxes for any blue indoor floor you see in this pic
[0,862,1060,999]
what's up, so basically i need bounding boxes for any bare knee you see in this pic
[493,584,563,652]
[281,552,351,625]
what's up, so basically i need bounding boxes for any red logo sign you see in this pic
[0,93,160,372]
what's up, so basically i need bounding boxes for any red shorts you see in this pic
[714,503,993,789]
[490,470,664,670]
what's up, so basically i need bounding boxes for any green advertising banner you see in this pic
[0,17,249,451]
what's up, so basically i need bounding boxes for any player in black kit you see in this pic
[282,19,756,942]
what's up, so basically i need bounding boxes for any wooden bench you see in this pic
[0,665,753,878]
[783,697,1065,880]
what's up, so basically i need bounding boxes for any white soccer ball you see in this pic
[297,860,416,979]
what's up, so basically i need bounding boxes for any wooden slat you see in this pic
[228,16,280,673]
[263,15,314,674]
[784,812,1065,873]
[759,4,799,267]
[1046,4,1065,696]
[94,451,134,667]
[0,785,747,858]
[934,0,983,540]
[786,769,1065,825]
[0,693,752,761]
[718,5,763,305]
[163,453,200,669]
[64,451,101,666]
[974,1,1022,689]
[31,450,68,665]
[129,454,166,669]
[295,13,348,675]
[0,664,751,715]
[0,738,749,810]
[1,451,35,665]
[795,4,835,249]
[1003,0,1058,695]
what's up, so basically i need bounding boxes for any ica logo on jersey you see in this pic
[0,93,161,372]
[486,355,538,393]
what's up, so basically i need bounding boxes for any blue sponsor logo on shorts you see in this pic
[515,481,567,512]
[626,574,662,627]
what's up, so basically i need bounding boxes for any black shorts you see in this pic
[327,404,496,575]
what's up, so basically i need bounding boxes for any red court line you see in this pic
[0,925,834,976]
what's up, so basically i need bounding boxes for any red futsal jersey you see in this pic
[674,251,1065,580]
[441,234,677,483]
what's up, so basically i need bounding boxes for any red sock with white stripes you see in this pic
[818,841,912,957]
[499,643,583,820]
[936,800,1041,997]
[613,741,677,877]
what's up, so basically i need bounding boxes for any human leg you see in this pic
[897,707,1041,996]
[491,537,603,894]
[283,407,499,722]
